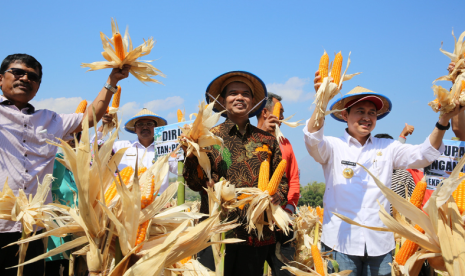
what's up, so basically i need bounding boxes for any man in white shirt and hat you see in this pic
[303,71,464,275]
[97,108,178,195]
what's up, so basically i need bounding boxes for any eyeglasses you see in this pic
[135,122,156,128]
[4,68,41,83]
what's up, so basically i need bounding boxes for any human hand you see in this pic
[400,123,414,137]
[314,70,321,92]
[101,114,113,126]
[109,64,131,83]
[262,114,280,133]
[207,179,215,188]
[439,100,465,124]
[270,193,282,205]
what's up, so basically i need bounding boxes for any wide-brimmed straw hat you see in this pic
[124,108,167,134]
[205,71,267,118]
[329,86,392,122]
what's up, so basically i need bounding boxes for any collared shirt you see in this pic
[183,119,288,247]
[110,137,178,194]
[0,95,83,232]
[303,121,443,256]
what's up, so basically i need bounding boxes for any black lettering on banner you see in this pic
[156,147,161,154]
[444,145,451,156]
[162,131,168,141]
[446,161,453,172]
[452,146,459,157]
[439,160,445,170]
[163,145,169,153]
[431,160,439,170]
[460,147,465,157]
[178,129,182,137]
[171,130,177,140]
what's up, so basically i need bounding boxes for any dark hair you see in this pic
[220,81,254,98]
[374,133,393,139]
[256,92,282,120]
[0,54,43,79]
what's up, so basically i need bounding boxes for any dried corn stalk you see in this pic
[81,18,165,84]
[312,52,361,127]
[434,30,465,84]
[333,156,465,276]
[179,100,224,181]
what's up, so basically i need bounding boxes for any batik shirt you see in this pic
[183,119,288,247]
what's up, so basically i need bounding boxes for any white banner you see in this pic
[153,121,193,161]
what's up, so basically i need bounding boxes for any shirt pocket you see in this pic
[36,132,58,158]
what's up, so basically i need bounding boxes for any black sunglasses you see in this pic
[5,68,41,83]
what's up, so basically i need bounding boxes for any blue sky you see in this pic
[2,1,464,184]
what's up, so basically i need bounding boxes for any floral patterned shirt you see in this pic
[183,119,288,246]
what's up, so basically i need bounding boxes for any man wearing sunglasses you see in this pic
[94,108,178,195]
[0,53,130,275]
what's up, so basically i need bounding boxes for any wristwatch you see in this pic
[104,83,118,94]
[436,121,450,131]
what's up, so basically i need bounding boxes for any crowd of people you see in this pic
[0,52,462,276]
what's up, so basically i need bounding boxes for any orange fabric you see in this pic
[279,138,300,208]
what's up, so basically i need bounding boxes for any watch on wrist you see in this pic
[104,83,118,94]
[436,121,450,131]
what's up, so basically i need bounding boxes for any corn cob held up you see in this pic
[113,33,125,61]
[266,160,287,196]
[111,86,121,108]
[330,52,343,85]
[273,101,282,118]
[135,167,156,248]
[177,109,184,123]
[318,50,329,83]
[258,160,270,191]
[311,222,325,275]
[452,172,465,214]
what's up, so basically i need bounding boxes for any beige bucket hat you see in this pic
[124,108,167,133]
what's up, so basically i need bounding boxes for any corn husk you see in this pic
[179,100,224,181]
[434,30,465,84]
[229,187,293,240]
[312,52,361,127]
[333,157,465,276]
[81,18,165,84]
[275,114,304,144]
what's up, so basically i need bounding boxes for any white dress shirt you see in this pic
[303,121,444,256]
[96,132,178,194]
[0,96,83,232]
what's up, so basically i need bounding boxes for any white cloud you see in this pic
[30,97,84,114]
[266,77,311,102]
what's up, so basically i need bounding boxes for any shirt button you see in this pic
[24,125,27,127]
[25,170,28,173]
[23,140,26,143]
[24,154,27,157]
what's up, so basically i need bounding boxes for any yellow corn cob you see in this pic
[75,100,87,114]
[330,52,343,85]
[104,166,134,205]
[316,206,324,224]
[113,33,125,61]
[266,160,287,195]
[311,244,325,276]
[111,86,121,108]
[410,177,427,209]
[452,173,465,214]
[135,220,149,248]
[308,206,313,212]
[273,101,282,117]
[395,224,425,265]
[237,194,252,210]
[258,160,270,191]
[196,164,204,179]
[177,109,183,123]
[180,256,192,265]
[462,80,465,92]
[318,50,329,83]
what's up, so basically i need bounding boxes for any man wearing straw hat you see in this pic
[182,71,288,276]
[303,72,464,275]
[97,108,178,194]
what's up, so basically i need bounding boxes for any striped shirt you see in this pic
[0,95,83,232]
[390,169,415,214]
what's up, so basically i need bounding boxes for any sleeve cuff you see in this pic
[398,136,406,144]
[421,135,445,162]
[285,204,295,213]
[302,119,325,147]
